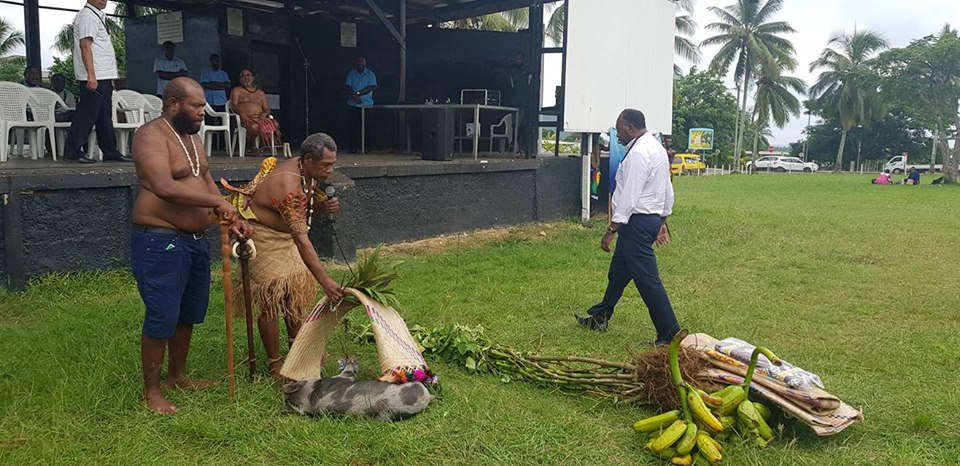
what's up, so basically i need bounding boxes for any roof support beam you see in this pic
[364,0,406,49]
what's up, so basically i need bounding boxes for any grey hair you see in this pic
[301,133,338,159]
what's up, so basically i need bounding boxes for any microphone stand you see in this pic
[294,36,316,135]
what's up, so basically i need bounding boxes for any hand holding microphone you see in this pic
[320,185,341,220]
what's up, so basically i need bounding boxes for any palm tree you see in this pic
[809,30,888,172]
[0,17,25,58]
[545,1,701,73]
[750,57,806,165]
[702,0,796,171]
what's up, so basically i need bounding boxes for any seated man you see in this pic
[230,69,280,151]
[51,73,77,122]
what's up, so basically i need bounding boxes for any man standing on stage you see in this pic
[131,77,250,413]
[64,0,129,164]
[344,56,377,153]
[575,109,680,345]
[221,133,343,379]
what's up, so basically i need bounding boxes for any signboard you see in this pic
[688,128,714,151]
[340,22,357,48]
[156,11,184,44]
[227,8,243,36]
[562,0,674,133]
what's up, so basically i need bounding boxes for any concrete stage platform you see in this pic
[0,152,581,289]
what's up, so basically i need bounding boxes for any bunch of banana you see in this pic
[632,332,784,464]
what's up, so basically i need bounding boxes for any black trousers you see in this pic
[587,213,680,343]
[64,79,120,160]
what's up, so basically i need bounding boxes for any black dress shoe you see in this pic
[104,155,133,162]
[74,157,97,164]
[575,313,609,332]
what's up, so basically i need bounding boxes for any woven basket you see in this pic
[280,288,431,382]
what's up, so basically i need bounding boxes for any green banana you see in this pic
[696,389,724,408]
[717,385,746,415]
[650,420,687,452]
[719,415,736,430]
[754,402,772,421]
[687,386,725,433]
[671,454,693,465]
[633,410,681,432]
[654,447,678,460]
[738,399,774,440]
[696,432,723,463]
[675,422,698,455]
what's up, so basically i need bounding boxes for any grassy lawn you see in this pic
[1,174,958,465]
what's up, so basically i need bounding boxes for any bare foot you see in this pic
[167,378,219,391]
[144,391,179,414]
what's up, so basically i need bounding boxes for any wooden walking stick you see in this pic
[220,225,235,400]
[237,238,257,379]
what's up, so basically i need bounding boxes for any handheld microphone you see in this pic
[324,185,337,223]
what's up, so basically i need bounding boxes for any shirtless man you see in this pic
[132,77,251,413]
[222,134,343,378]
[230,69,274,147]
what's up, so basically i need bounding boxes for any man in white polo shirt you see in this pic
[575,109,680,345]
[154,41,188,97]
[64,0,130,163]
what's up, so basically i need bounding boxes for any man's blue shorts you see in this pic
[131,226,211,339]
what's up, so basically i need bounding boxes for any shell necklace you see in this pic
[299,157,317,229]
[161,117,200,177]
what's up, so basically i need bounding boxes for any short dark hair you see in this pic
[620,109,646,130]
[163,41,175,47]
[301,133,337,159]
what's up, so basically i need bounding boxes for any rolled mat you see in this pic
[280,288,433,383]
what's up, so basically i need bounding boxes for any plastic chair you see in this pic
[113,90,147,156]
[0,82,47,161]
[489,113,513,153]
[142,94,162,121]
[200,103,232,157]
[26,87,65,160]
[229,101,275,157]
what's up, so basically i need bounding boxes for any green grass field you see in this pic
[1,174,958,465]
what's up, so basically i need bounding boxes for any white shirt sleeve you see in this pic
[153,57,161,72]
[611,146,651,224]
[177,58,187,72]
[663,177,674,217]
[75,12,98,41]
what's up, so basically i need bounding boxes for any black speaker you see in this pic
[421,108,455,161]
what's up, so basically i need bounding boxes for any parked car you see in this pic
[671,153,706,175]
[746,156,819,173]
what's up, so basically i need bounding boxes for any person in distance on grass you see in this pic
[220,133,343,380]
[575,109,680,345]
[131,77,252,413]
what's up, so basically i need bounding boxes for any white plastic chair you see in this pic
[26,88,65,160]
[229,101,275,157]
[142,94,162,121]
[489,113,513,153]
[200,103,232,157]
[0,82,47,161]
[113,90,147,156]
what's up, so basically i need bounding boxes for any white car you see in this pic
[747,156,819,173]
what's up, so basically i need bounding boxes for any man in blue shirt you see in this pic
[200,54,230,112]
[343,56,377,152]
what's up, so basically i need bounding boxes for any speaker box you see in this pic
[421,108,455,161]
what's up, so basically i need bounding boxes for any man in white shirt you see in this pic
[153,41,188,96]
[64,0,129,163]
[575,109,679,345]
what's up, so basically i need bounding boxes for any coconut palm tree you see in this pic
[545,1,701,73]
[53,5,164,54]
[750,57,806,166]
[702,0,796,170]
[809,30,888,172]
[0,17,24,59]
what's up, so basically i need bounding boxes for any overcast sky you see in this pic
[2,1,958,145]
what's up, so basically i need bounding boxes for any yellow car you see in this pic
[671,153,706,175]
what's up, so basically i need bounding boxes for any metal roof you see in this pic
[119,0,558,24]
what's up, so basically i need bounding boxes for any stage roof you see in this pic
[117,0,559,24]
